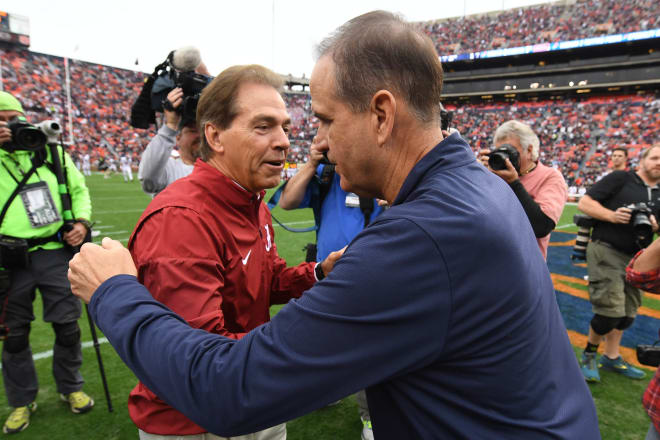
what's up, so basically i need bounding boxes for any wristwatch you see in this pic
[315,263,326,281]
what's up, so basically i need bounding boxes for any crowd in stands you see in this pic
[447,94,660,188]
[1,46,319,170]
[419,0,659,56]
[282,92,318,164]
[2,45,658,191]
[1,46,153,167]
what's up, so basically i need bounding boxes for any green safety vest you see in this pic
[0,146,91,251]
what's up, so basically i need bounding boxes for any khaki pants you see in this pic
[138,423,286,440]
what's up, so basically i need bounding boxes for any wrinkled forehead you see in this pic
[310,57,337,109]
[234,82,289,121]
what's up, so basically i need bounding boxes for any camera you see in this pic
[439,103,453,132]
[35,120,62,144]
[488,144,521,174]
[131,49,212,129]
[627,202,654,248]
[2,117,47,153]
[637,343,660,367]
[571,214,597,261]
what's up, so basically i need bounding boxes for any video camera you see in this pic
[1,117,62,153]
[488,144,521,174]
[130,47,212,129]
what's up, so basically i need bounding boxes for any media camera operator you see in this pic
[137,47,210,196]
[0,91,93,434]
[577,144,660,383]
[478,120,567,259]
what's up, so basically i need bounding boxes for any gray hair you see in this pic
[493,120,540,161]
[315,10,444,124]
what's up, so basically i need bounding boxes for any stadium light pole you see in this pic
[64,57,74,146]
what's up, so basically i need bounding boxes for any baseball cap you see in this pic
[0,91,25,114]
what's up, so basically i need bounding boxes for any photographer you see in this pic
[275,134,383,440]
[478,120,567,259]
[0,92,93,434]
[577,144,660,383]
[137,87,200,196]
[137,49,209,197]
[627,236,660,440]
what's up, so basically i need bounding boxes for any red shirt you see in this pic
[127,159,316,435]
[626,250,660,433]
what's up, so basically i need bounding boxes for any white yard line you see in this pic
[0,338,110,368]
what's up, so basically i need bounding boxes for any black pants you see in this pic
[2,247,83,407]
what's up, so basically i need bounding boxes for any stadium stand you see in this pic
[418,0,659,56]
[1,46,153,167]
[448,94,660,187]
[1,0,658,189]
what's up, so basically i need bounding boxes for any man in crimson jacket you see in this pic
[124,65,343,440]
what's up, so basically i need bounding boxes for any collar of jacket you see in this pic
[393,132,476,206]
[192,158,266,208]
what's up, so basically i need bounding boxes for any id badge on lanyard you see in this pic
[19,181,61,228]
[345,192,360,208]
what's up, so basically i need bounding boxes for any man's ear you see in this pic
[204,122,224,154]
[370,90,396,146]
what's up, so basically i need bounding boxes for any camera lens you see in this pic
[488,152,508,170]
[15,127,47,151]
[632,213,653,247]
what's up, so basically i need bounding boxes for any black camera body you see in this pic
[131,52,212,129]
[488,144,521,174]
[637,342,660,367]
[152,68,211,122]
[440,106,453,132]
[2,117,47,153]
[627,202,654,248]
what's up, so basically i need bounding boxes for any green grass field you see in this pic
[2,175,656,439]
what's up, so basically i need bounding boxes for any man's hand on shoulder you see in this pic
[318,246,347,280]
[68,237,137,303]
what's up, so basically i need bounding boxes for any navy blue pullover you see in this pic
[90,134,600,439]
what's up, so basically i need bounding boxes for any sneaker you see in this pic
[599,355,646,380]
[361,418,374,440]
[60,391,94,414]
[2,402,37,434]
[580,351,600,383]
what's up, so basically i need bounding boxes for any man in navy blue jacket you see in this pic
[68,10,600,439]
